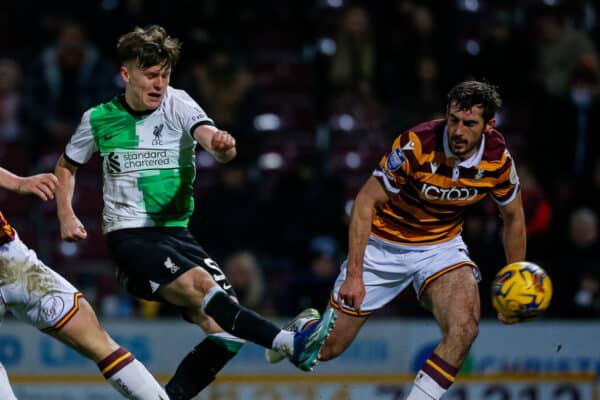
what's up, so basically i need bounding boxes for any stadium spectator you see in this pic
[177,49,259,163]
[22,21,115,148]
[566,208,600,316]
[0,59,25,144]
[191,161,260,261]
[533,4,599,99]
[287,236,340,314]
[519,164,552,262]
[534,60,600,197]
[223,251,274,316]
[179,50,254,132]
[329,6,376,96]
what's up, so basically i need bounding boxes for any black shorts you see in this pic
[106,227,235,302]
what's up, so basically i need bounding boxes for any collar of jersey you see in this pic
[443,125,485,168]
[118,93,157,117]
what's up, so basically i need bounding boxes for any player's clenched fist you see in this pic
[211,130,236,152]
[60,214,88,242]
[17,173,58,201]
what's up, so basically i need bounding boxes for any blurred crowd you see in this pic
[0,0,599,320]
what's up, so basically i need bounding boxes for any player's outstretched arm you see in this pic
[55,155,87,242]
[193,125,237,163]
[0,167,58,201]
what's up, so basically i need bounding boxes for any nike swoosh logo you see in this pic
[103,133,118,141]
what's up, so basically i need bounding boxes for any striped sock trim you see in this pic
[201,286,227,313]
[421,353,458,389]
[98,347,135,379]
[208,332,246,353]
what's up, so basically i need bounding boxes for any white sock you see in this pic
[406,370,447,400]
[99,348,168,399]
[106,359,168,399]
[0,363,17,400]
[271,330,295,356]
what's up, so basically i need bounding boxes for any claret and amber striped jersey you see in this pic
[372,119,520,248]
[0,211,16,245]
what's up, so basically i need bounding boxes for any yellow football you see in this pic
[491,261,553,323]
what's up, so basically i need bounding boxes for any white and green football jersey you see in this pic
[65,86,214,233]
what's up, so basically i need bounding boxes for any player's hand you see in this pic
[497,313,517,325]
[16,173,58,201]
[338,275,366,312]
[60,215,88,242]
[211,130,236,152]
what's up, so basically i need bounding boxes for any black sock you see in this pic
[166,336,241,399]
[204,291,281,348]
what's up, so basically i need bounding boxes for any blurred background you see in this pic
[0,0,599,324]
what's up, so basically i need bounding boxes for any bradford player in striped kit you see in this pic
[267,81,527,399]
[0,167,167,399]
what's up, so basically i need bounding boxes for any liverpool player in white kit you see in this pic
[55,25,336,400]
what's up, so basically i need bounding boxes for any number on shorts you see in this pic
[203,258,227,283]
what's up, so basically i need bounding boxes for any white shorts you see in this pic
[0,235,82,332]
[330,235,480,316]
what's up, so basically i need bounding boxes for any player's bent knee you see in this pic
[170,268,218,304]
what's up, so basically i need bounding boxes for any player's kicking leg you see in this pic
[265,306,368,363]
[166,303,334,400]
[108,230,336,400]
[265,308,320,363]
[159,278,336,372]
[49,297,169,399]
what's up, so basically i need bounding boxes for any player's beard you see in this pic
[450,138,481,158]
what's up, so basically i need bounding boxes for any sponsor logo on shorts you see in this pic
[40,295,65,321]
[164,257,180,274]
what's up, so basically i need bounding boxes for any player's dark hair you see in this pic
[446,80,502,122]
[117,25,181,69]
